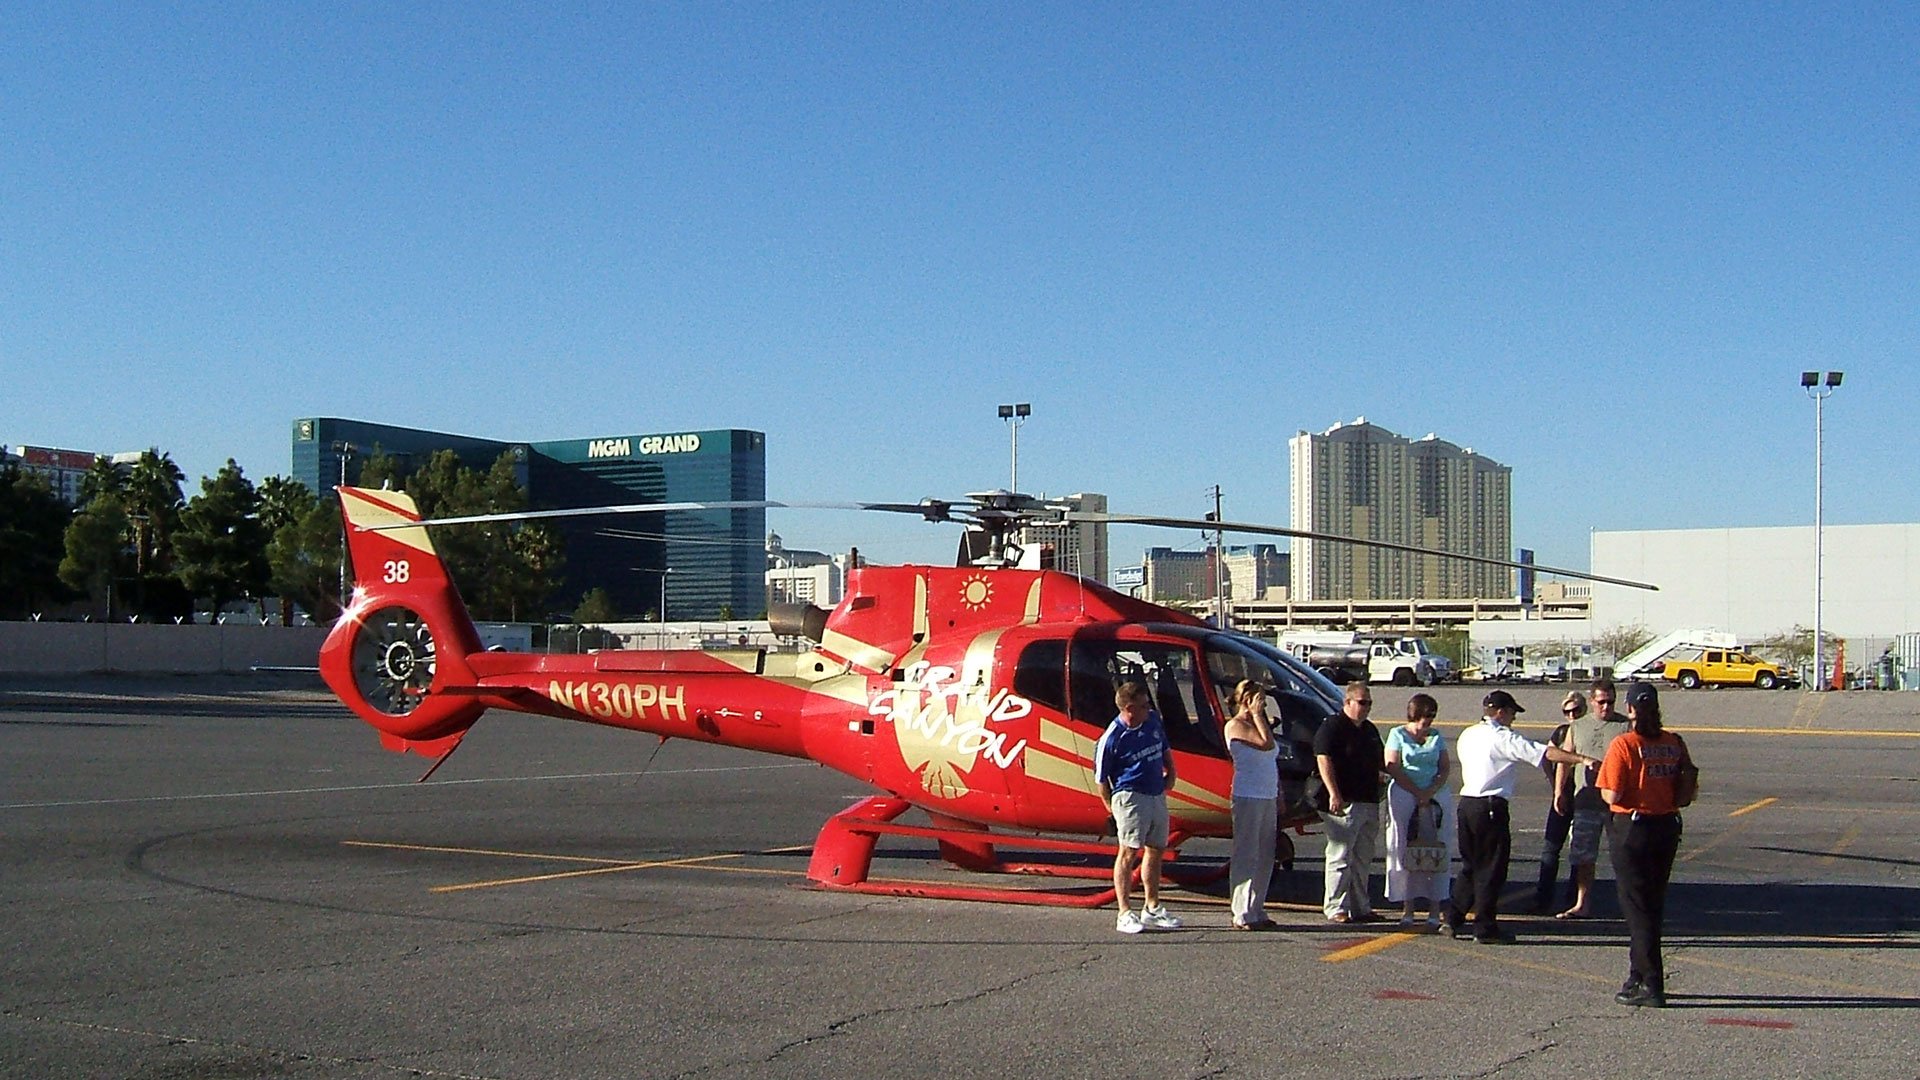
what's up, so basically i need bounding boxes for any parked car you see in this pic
[1661,648,1796,689]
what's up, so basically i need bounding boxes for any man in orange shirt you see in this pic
[1596,682,1696,1008]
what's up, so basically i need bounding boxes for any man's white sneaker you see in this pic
[1141,905,1183,930]
[1116,909,1145,934]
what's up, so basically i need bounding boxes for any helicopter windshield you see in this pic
[1195,631,1339,806]
[1204,633,1343,711]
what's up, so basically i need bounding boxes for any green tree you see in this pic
[258,475,313,533]
[355,447,403,490]
[77,456,124,505]
[0,464,73,617]
[574,587,619,624]
[1753,625,1838,673]
[174,460,269,621]
[269,495,345,624]
[378,449,563,622]
[1593,623,1655,664]
[60,495,130,619]
[257,477,327,624]
[124,448,185,577]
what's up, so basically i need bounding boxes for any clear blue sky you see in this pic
[4,5,1915,574]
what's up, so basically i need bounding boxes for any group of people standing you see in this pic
[1095,676,1699,1008]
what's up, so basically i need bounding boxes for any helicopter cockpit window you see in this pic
[1011,639,1068,716]
[1068,638,1225,758]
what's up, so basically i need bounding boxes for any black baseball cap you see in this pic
[1482,689,1525,713]
[1625,681,1659,710]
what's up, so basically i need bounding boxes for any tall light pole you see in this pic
[331,440,356,610]
[997,403,1031,491]
[1801,370,1843,690]
[635,567,675,648]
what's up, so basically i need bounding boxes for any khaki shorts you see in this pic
[1111,790,1170,850]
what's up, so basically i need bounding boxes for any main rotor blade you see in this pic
[350,497,953,532]
[1072,512,1659,592]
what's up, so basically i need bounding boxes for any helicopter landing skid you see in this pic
[805,795,1220,907]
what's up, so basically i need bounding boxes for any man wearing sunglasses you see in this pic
[1553,679,1631,919]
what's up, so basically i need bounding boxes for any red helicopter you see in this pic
[319,486,1653,906]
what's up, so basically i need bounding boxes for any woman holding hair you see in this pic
[1224,679,1280,930]
[1383,692,1452,930]
[1597,681,1696,1008]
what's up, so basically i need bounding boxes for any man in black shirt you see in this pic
[1314,682,1387,923]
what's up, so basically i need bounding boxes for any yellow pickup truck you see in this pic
[1662,648,1794,690]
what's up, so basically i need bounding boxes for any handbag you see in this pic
[1404,801,1449,875]
[1672,735,1700,808]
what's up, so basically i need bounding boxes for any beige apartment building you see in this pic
[1290,418,1511,601]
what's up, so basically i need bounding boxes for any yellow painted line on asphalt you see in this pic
[1675,952,1917,998]
[1819,822,1864,866]
[1436,721,1920,740]
[1728,797,1779,818]
[346,838,809,891]
[1790,692,1827,731]
[1679,815,1753,864]
[1674,725,1920,739]
[344,839,634,865]
[1450,949,1616,986]
[432,851,749,893]
[1322,931,1424,963]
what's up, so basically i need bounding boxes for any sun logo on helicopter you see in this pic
[959,574,993,611]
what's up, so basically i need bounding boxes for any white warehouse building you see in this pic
[1590,523,1920,642]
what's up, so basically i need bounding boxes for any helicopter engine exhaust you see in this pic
[767,601,828,642]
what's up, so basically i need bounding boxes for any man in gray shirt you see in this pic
[1553,678,1630,919]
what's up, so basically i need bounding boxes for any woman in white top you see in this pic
[1224,679,1280,929]
[1384,692,1453,930]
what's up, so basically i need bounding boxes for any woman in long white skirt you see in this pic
[1384,692,1453,930]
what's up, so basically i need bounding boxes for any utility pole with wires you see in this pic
[1206,485,1227,630]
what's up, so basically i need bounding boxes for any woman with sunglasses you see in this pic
[1532,690,1584,913]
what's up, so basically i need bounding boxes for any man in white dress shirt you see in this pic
[1448,690,1595,944]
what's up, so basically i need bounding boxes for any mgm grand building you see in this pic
[293,418,766,621]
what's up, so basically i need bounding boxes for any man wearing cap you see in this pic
[1448,690,1596,944]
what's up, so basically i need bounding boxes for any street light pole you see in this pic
[331,441,356,610]
[1801,371,1843,690]
[634,566,676,649]
[997,403,1031,491]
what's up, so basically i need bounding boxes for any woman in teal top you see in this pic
[1384,693,1453,929]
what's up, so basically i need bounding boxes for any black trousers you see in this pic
[1534,804,1573,911]
[1609,812,1683,991]
[1451,795,1510,935]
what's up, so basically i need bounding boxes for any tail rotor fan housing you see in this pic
[350,605,438,716]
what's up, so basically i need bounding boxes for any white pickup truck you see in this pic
[1278,632,1456,686]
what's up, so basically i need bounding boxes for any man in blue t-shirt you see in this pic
[1095,681,1182,934]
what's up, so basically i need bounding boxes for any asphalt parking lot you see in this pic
[2,676,1916,1079]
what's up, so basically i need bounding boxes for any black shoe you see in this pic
[1449,924,1474,940]
[1615,983,1666,1007]
[1475,928,1517,945]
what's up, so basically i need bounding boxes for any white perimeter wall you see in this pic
[0,623,329,674]
[1591,524,1920,641]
